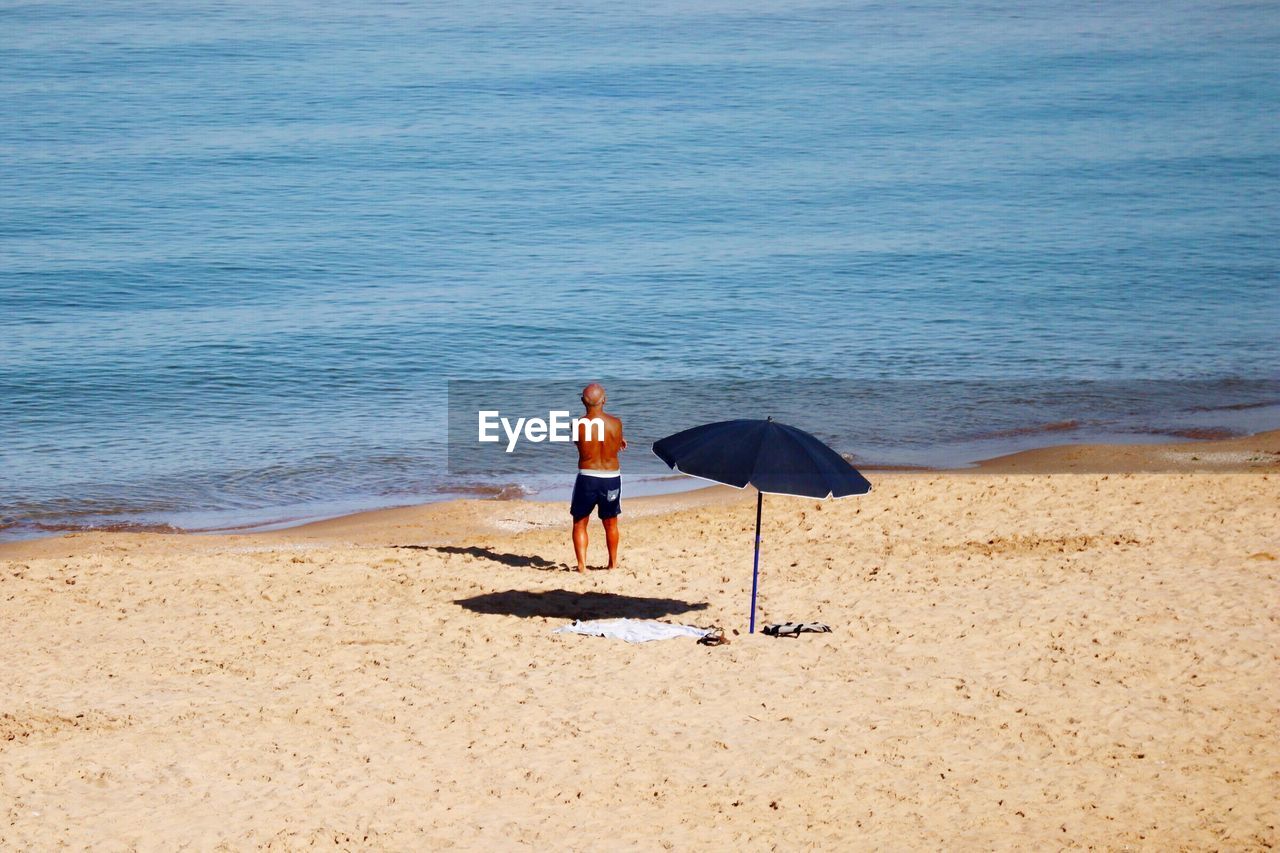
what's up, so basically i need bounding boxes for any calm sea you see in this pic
[2,0,1278,539]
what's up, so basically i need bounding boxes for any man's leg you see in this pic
[573,516,590,573]
[602,516,620,569]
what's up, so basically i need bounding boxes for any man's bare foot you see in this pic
[577,564,586,573]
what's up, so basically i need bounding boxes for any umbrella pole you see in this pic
[749,490,763,633]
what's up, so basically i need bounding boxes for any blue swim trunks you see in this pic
[570,472,621,520]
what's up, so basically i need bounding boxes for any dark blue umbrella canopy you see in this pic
[653,418,871,499]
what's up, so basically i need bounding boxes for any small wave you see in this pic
[491,484,533,501]
[837,451,920,468]
[432,482,534,501]
[1151,426,1242,441]
[35,520,187,535]
[1186,399,1280,413]
[0,519,188,537]
[972,420,1083,440]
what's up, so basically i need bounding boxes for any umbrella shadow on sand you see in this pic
[455,589,709,620]
[395,545,564,571]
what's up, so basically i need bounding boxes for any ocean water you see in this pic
[2,0,1278,538]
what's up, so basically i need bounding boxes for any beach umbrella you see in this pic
[653,418,871,633]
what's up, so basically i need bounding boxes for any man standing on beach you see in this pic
[571,383,625,572]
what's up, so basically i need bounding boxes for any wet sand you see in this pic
[2,432,1277,848]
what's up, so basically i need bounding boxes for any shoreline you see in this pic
[2,428,1277,560]
[5,420,1279,549]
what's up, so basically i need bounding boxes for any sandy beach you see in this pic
[2,432,1278,849]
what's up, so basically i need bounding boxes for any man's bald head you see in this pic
[581,383,606,408]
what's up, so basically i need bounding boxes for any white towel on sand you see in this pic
[553,619,712,643]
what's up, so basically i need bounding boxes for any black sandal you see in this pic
[698,626,730,646]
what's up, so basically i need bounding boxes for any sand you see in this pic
[2,434,1278,849]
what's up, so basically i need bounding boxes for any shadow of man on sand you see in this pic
[455,589,709,620]
[396,545,562,571]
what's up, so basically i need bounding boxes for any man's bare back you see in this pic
[576,411,626,471]
[570,383,625,572]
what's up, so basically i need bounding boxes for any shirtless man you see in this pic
[571,383,626,572]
